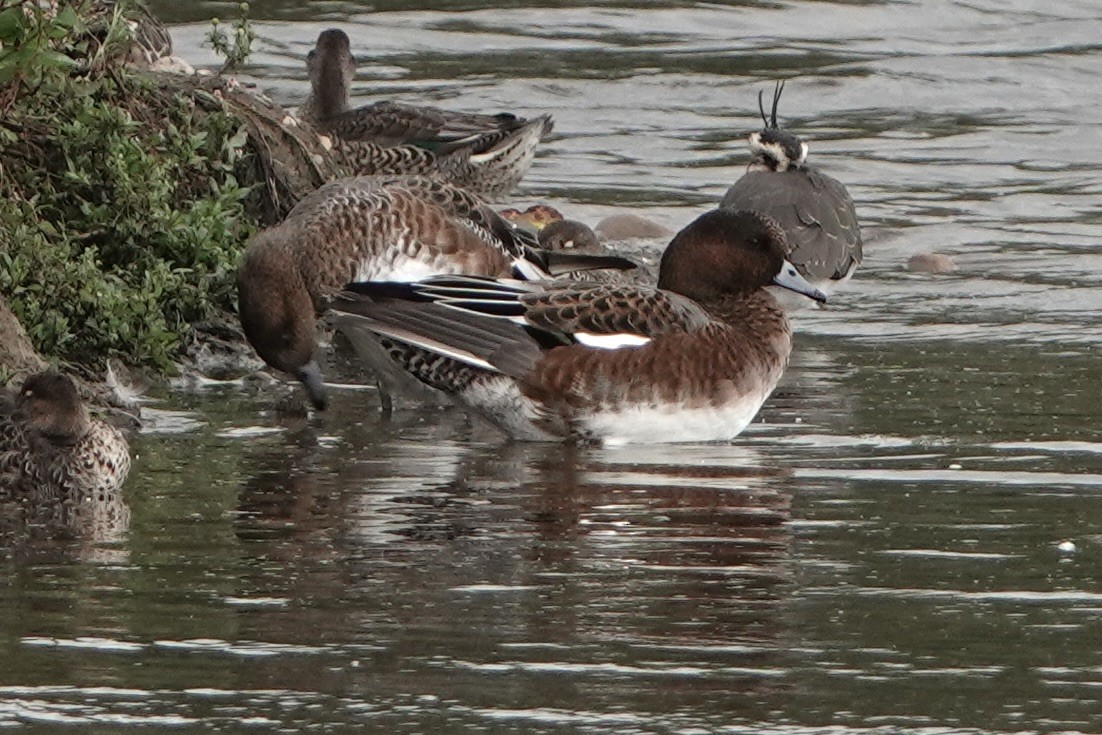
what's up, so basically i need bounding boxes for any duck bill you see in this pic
[297,360,328,410]
[773,260,828,303]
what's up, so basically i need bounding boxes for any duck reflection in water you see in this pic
[225,417,794,702]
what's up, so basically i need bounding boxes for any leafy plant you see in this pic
[0,1,81,104]
[0,0,257,372]
[205,2,255,72]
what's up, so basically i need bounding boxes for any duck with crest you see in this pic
[237,175,636,410]
[721,82,862,303]
[329,208,826,445]
[300,29,553,200]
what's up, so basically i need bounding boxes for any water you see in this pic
[2,0,1101,732]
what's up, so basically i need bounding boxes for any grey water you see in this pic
[2,0,1101,732]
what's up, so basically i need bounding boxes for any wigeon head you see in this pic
[658,209,826,304]
[538,219,600,253]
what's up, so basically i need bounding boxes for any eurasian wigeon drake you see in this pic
[237,176,634,409]
[0,371,131,496]
[300,29,553,200]
[720,82,862,304]
[328,208,826,445]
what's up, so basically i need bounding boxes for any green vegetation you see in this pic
[205,2,256,72]
[0,0,255,372]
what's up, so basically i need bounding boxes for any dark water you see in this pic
[3,1,1101,732]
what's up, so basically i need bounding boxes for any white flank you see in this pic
[355,230,455,283]
[574,332,651,349]
[457,378,777,446]
[377,256,442,283]
[585,388,773,446]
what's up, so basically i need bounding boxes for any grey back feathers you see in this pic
[722,82,862,289]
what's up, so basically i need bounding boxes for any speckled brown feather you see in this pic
[523,292,789,411]
[327,117,552,199]
[518,285,709,338]
[323,100,528,153]
[281,177,518,307]
[300,29,552,198]
[0,373,131,503]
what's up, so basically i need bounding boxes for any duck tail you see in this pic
[468,114,553,161]
[458,114,553,197]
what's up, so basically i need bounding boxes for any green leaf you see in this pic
[54,5,80,31]
[0,8,24,45]
[37,49,80,71]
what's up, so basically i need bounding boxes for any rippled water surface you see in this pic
[3,1,1101,732]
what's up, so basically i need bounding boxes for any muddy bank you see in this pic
[0,296,48,381]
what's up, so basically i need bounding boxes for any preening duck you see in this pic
[0,371,130,497]
[237,176,634,409]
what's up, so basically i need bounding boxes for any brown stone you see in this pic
[595,213,672,241]
[907,253,957,274]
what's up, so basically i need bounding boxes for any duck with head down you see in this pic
[499,205,602,254]
[330,208,826,445]
[237,176,636,410]
[300,29,553,199]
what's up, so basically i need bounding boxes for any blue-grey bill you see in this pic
[773,260,827,303]
[297,360,328,410]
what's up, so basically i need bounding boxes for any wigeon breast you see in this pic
[299,29,552,199]
[720,82,862,305]
[329,209,827,444]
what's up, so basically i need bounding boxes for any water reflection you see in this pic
[0,492,130,566]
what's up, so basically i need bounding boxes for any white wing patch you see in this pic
[574,332,651,349]
[377,257,441,283]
